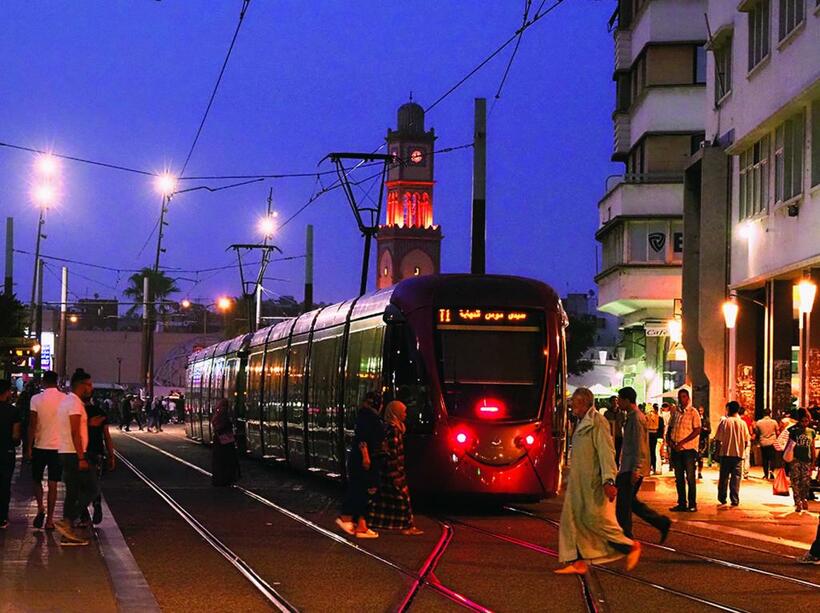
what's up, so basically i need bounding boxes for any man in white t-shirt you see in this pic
[25,371,66,530]
[54,369,97,546]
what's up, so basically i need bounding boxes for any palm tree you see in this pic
[122,268,180,316]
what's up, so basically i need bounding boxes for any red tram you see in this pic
[185,274,568,499]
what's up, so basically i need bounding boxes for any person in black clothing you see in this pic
[0,381,22,529]
[84,398,115,525]
[337,391,384,539]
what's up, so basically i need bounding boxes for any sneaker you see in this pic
[92,503,103,526]
[33,511,45,529]
[797,553,820,565]
[60,535,89,546]
[687,506,698,513]
[669,505,688,512]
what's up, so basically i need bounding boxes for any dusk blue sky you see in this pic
[1,1,618,308]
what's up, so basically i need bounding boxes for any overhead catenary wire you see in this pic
[178,0,251,178]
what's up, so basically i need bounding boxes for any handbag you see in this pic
[772,467,790,496]
[782,439,795,463]
[774,428,790,452]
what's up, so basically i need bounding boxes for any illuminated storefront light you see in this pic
[722,300,739,329]
[796,279,817,315]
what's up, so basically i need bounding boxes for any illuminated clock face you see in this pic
[410,149,424,164]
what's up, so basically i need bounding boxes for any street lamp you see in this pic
[258,215,277,239]
[180,298,191,309]
[797,278,817,315]
[154,173,177,197]
[722,299,739,329]
[217,296,233,312]
[35,153,60,178]
[667,318,682,344]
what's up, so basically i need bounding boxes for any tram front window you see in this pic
[436,315,546,422]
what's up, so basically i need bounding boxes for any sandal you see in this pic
[401,527,424,536]
[335,518,355,536]
[355,529,379,539]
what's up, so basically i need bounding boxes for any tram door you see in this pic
[262,340,288,460]
[285,337,309,470]
[245,351,264,457]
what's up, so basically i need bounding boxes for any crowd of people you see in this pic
[555,386,820,574]
[0,369,115,545]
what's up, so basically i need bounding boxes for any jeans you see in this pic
[615,472,670,539]
[670,448,698,508]
[648,434,658,473]
[60,454,99,522]
[0,452,14,522]
[717,456,742,505]
[760,445,775,478]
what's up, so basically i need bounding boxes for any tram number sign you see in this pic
[437,308,529,325]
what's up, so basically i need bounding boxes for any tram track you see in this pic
[117,433,491,612]
[443,515,747,613]
[115,451,297,612]
[504,505,820,591]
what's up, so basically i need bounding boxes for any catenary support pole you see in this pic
[141,274,150,399]
[4,217,12,296]
[58,266,68,380]
[304,224,314,312]
[29,208,45,328]
[470,97,487,275]
[34,259,44,375]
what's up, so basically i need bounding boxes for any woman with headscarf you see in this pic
[368,400,423,535]
[210,398,239,487]
[555,387,641,575]
[336,391,384,538]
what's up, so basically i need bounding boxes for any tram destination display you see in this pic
[437,308,531,326]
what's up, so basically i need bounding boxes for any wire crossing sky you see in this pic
[1,1,617,306]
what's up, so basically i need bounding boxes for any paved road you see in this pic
[105,427,819,612]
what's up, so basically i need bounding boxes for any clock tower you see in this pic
[376,101,443,289]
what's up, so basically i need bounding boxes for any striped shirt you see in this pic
[668,405,701,451]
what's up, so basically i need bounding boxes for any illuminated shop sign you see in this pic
[437,308,529,325]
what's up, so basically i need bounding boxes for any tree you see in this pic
[566,313,597,376]
[122,268,180,316]
[0,293,27,337]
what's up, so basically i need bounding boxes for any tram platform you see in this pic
[641,462,819,550]
[0,455,159,613]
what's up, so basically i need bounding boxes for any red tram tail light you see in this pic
[524,434,536,447]
[454,431,469,445]
[515,433,537,449]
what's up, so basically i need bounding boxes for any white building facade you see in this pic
[596,0,707,402]
[683,0,820,427]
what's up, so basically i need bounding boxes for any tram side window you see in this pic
[309,329,343,427]
[264,344,286,413]
[247,352,263,418]
[344,320,386,433]
[385,323,434,434]
[287,342,308,415]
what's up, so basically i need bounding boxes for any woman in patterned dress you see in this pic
[368,401,423,535]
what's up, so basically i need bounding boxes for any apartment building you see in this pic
[683,0,820,427]
[596,0,706,402]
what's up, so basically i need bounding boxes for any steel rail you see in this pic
[115,451,297,612]
[119,433,490,611]
[445,516,747,613]
[505,506,820,591]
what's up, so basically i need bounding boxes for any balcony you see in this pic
[613,112,630,160]
[614,28,631,71]
[598,176,683,226]
[596,264,682,317]
[630,86,705,143]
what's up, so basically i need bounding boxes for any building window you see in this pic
[601,229,624,271]
[812,100,820,187]
[778,0,805,41]
[739,136,770,219]
[713,38,732,104]
[627,221,675,263]
[774,110,805,203]
[694,46,707,83]
[747,1,770,70]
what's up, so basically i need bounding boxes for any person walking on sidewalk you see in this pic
[0,380,22,529]
[615,387,671,543]
[645,404,660,475]
[84,395,115,525]
[54,369,99,546]
[555,387,641,575]
[755,409,779,480]
[714,401,750,507]
[738,406,755,479]
[667,389,701,512]
[696,406,711,479]
[25,370,66,531]
[786,408,816,514]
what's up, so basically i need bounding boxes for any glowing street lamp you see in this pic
[258,215,277,239]
[722,300,739,329]
[667,318,682,344]
[35,153,59,178]
[797,279,817,315]
[154,173,177,197]
[180,298,191,309]
[31,183,57,208]
[217,296,233,312]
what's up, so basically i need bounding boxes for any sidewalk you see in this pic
[641,462,819,550]
[0,455,158,613]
